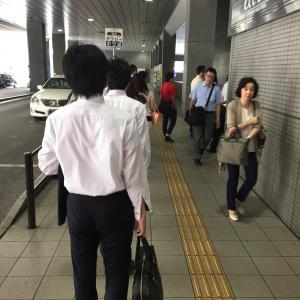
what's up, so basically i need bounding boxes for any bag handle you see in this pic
[135,236,153,262]
[134,212,153,261]
[204,84,215,109]
[153,101,160,113]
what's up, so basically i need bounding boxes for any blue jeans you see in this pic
[162,108,177,136]
[226,152,258,210]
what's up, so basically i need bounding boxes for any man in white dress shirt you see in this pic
[38,44,151,300]
[190,65,206,92]
[104,58,151,169]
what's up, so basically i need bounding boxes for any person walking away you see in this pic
[191,65,206,91]
[159,72,177,143]
[189,67,223,165]
[226,77,262,221]
[136,71,157,129]
[38,44,151,300]
[105,58,151,169]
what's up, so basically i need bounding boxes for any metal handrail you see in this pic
[24,146,42,229]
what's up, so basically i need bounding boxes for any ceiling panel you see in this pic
[0,0,179,51]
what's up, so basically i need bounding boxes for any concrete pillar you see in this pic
[52,33,66,75]
[181,0,218,113]
[213,0,231,85]
[162,30,176,79]
[27,19,48,92]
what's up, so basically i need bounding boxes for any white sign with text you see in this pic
[105,28,123,47]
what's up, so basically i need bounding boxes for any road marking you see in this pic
[0,164,38,168]
[0,96,29,105]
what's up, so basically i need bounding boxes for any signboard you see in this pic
[105,28,123,47]
[230,0,300,35]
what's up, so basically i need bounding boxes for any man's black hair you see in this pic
[136,73,149,94]
[164,72,174,82]
[204,67,217,76]
[137,71,148,81]
[107,59,131,90]
[63,44,107,98]
[129,64,137,75]
[196,65,205,74]
[235,77,259,98]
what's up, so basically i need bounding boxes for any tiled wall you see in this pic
[181,0,218,113]
[228,11,300,237]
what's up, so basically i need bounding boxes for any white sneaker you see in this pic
[236,200,245,215]
[228,210,239,221]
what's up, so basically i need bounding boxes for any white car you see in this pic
[30,75,76,118]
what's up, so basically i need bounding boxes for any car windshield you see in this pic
[43,78,70,89]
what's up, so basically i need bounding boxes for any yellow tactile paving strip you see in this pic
[155,127,235,299]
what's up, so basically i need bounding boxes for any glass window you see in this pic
[44,78,70,89]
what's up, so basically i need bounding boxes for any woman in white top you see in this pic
[136,71,157,128]
[226,77,262,221]
[38,44,151,300]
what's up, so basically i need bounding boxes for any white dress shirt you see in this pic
[222,81,228,101]
[38,95,151,220]
[104,90,151,169]
[190,75,203,91]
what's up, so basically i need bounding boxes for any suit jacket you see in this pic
[58,165,68,225]
[227,99,262,155]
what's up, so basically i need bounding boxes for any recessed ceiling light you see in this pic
[142,44,146,47]
[88,18,94,22]
[141,50,145,53]
[57,29,63,32]
[144,0,153,2]
[117,47,120,50]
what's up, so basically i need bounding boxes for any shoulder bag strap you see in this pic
[204,84,216,109]
[252,101,256,114]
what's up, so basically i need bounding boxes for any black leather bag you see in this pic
[132,236,163,300]
[188,84,215,126]
[188,106,206,126]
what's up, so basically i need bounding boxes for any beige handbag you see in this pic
[217,136,249,166]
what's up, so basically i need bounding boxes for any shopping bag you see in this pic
[217,136,249,166]
[132,236,163,300]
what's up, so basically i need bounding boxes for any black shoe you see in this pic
[200,148,204,155]
[129,259,135,275]
[165,136,175,143]
[194,158,202,166]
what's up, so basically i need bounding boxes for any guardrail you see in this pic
[24,146,50,229]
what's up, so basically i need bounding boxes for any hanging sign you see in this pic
[105,28,123,47]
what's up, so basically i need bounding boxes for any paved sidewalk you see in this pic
[0,117,300,299]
